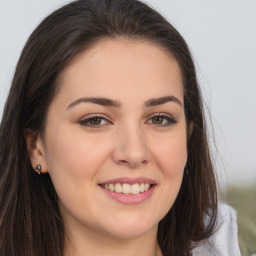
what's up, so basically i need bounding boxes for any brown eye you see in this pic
[152,116,164,124]
[89,117,102,125]
[79,116,110,128]
[146,114,177,126]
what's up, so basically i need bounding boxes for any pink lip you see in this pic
[100,176,157,185]
[100,185,156,204]
[99,176,157,204]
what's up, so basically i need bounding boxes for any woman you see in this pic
[0,0,240,255]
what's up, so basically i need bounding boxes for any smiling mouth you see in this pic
[100,183,154,195]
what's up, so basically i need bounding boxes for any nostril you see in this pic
[112,142,151,168]
[117,159,145,168]
[119,159,128,165]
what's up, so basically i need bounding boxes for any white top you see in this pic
[192,203,241,256]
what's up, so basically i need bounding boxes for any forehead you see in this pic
[55,38,184,105]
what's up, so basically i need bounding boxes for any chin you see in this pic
[99,213,159,239]
[107,226,156,239]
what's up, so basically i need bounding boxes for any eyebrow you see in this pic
[145,96,183,107]
[66,95,182,110]
[66,97,122,109]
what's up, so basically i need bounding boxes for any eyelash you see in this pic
[78,115,111,128]
[146,113,177,126]
[79,113,177,128]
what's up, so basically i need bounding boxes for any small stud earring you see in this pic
[185,167,189,174]
[35,164,41,175]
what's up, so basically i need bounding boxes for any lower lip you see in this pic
[100,185,156,204]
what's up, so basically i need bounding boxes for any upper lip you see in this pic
[99,177,157,185]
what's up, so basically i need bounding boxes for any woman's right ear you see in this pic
[24,129,48,174]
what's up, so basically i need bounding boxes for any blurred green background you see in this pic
[224,184,256,256]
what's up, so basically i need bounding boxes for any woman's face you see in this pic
[37,39,187,239]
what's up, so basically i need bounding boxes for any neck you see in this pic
[64,223,162,256]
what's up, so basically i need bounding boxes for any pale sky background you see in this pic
[0,0,255,187]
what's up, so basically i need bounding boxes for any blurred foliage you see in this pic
[224,184,256,256]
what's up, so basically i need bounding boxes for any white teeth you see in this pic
[115,183,122,193]
[145,183,150,190]
[109,184,115,192]
[103,182,152,194]
[123,183,131,194]
[131,184,140,194]
[139,183,145,192]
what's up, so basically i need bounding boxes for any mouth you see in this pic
[98,177,157,204]
[100,182,154,195]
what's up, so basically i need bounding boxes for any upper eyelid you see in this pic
[79,113,111,121]
[146,112,175,119]
[78,114,112,128]
[78,112,176,123]
[145,113,177,124]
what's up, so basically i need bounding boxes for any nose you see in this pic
[112,125,151,168]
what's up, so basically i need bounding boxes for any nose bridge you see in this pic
[112,121,151,168]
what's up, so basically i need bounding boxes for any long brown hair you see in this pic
[0,0,218,255]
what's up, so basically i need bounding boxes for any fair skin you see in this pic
[26,39,188,256]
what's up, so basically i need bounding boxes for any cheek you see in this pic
[44,127,110,176]
[151,130,187,176]
[149,129,187,216]
[43,128,113,220]
[43,127,113,205]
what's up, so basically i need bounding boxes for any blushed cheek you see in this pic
[45,130,111,181]
[154,140,186,221]
[152,137,187,175]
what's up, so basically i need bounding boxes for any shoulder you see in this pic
[192,203,241,256]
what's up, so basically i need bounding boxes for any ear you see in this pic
[24,129,48,174]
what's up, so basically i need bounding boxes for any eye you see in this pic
[79,115,111,128]
[146,113,177,126]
